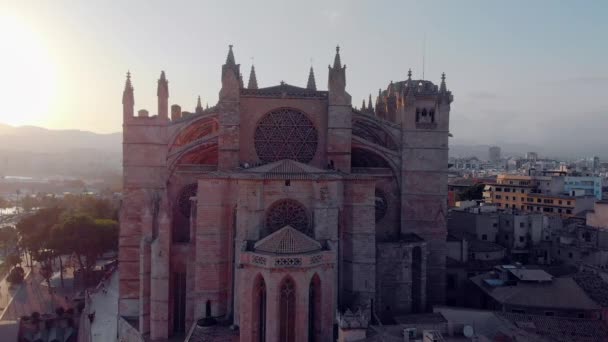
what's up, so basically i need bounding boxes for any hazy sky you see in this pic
[2,1,607,152]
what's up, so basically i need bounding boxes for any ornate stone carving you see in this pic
[254,108,318,163]
[252,255,267,266]
[275,257,302,267]
[266,199,311,236]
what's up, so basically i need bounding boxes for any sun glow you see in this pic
[0,15,56,127]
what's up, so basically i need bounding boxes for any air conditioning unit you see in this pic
[403,327,417,341]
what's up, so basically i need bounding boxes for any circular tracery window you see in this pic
[375,189,388,223]
[266,199,311,236]
[178,184,198,217]
[254,108,318,163]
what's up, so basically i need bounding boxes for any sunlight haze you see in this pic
[2,0,607,154]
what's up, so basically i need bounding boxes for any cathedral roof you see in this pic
[254,225,322,255]
[241,159,342,180]
[240,82,327,99]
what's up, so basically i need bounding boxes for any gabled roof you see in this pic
[240,82,328,99]
[241,159,342,180]
[254,225,322,255]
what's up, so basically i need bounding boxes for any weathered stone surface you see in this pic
[119,46,451,341]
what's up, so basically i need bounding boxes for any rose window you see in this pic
[266,199,311,236]
[375,189,388,222]
[254,108,318,163]
[178,184,198,217]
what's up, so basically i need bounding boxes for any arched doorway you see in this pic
[308,274,322,342]
[279,277,296,342]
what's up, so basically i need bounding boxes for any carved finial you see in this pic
[248,64,258,89]
[362,99,366,110]
[124,71,132,90]
[306,66,317,90]
[368,94,373,112]
[333,45,342,69]
[408,69,412,80]
[157,70,168,97]
[388,81,395,96]
[440,72,447,92]
[226,44,236,65]
[205,102,209,110]
[196,95,203,113]
[280,80,285,85]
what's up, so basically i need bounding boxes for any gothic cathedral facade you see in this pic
[119,45,453,341]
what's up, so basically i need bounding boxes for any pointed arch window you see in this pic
[280,277,296,342]
[308,274,322,342]
[253,276,266,342]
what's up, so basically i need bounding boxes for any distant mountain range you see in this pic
[0,124,121,179]
[0,123,600,179]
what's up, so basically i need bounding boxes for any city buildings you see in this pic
[118,46,453,341]
[488,146,501,163]
[483,174,596,218]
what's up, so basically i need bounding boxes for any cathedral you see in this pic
[118,45,453,341]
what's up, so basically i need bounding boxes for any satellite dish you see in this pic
[463,325,474,338]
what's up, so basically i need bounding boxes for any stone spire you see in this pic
[122,71,134,118]
[157,71,169,119]
[333,45,341,69]
[221,44,240,94]
[328,45,350,105]
[361,99,366,111]
[388,81,395,96]
[440,72,447,92]
[306,66,317,90]
[248,65,258,89]
[375,88,387,118]
[226,44,236,66]
[196,95,203,114]
[368,94,374,112]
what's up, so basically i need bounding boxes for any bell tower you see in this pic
[399,71,453,307]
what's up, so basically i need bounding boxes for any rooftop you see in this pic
[468,240,505,253]
[254,226,322,255]
[506,268,553,282]
[498,312,608,342]
[471,274,600,311]
[572,271,608,307]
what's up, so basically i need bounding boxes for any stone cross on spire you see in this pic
[307,66,317,90]
[248,64,258,89]
[124,71,133,91]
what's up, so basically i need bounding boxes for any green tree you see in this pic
[0,226,18,257]
[16,207,64,266]
[5,253,22,268]
[458,183,486,201]
[52,214,118,287]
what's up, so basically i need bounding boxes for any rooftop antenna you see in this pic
[422,32,426,80]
